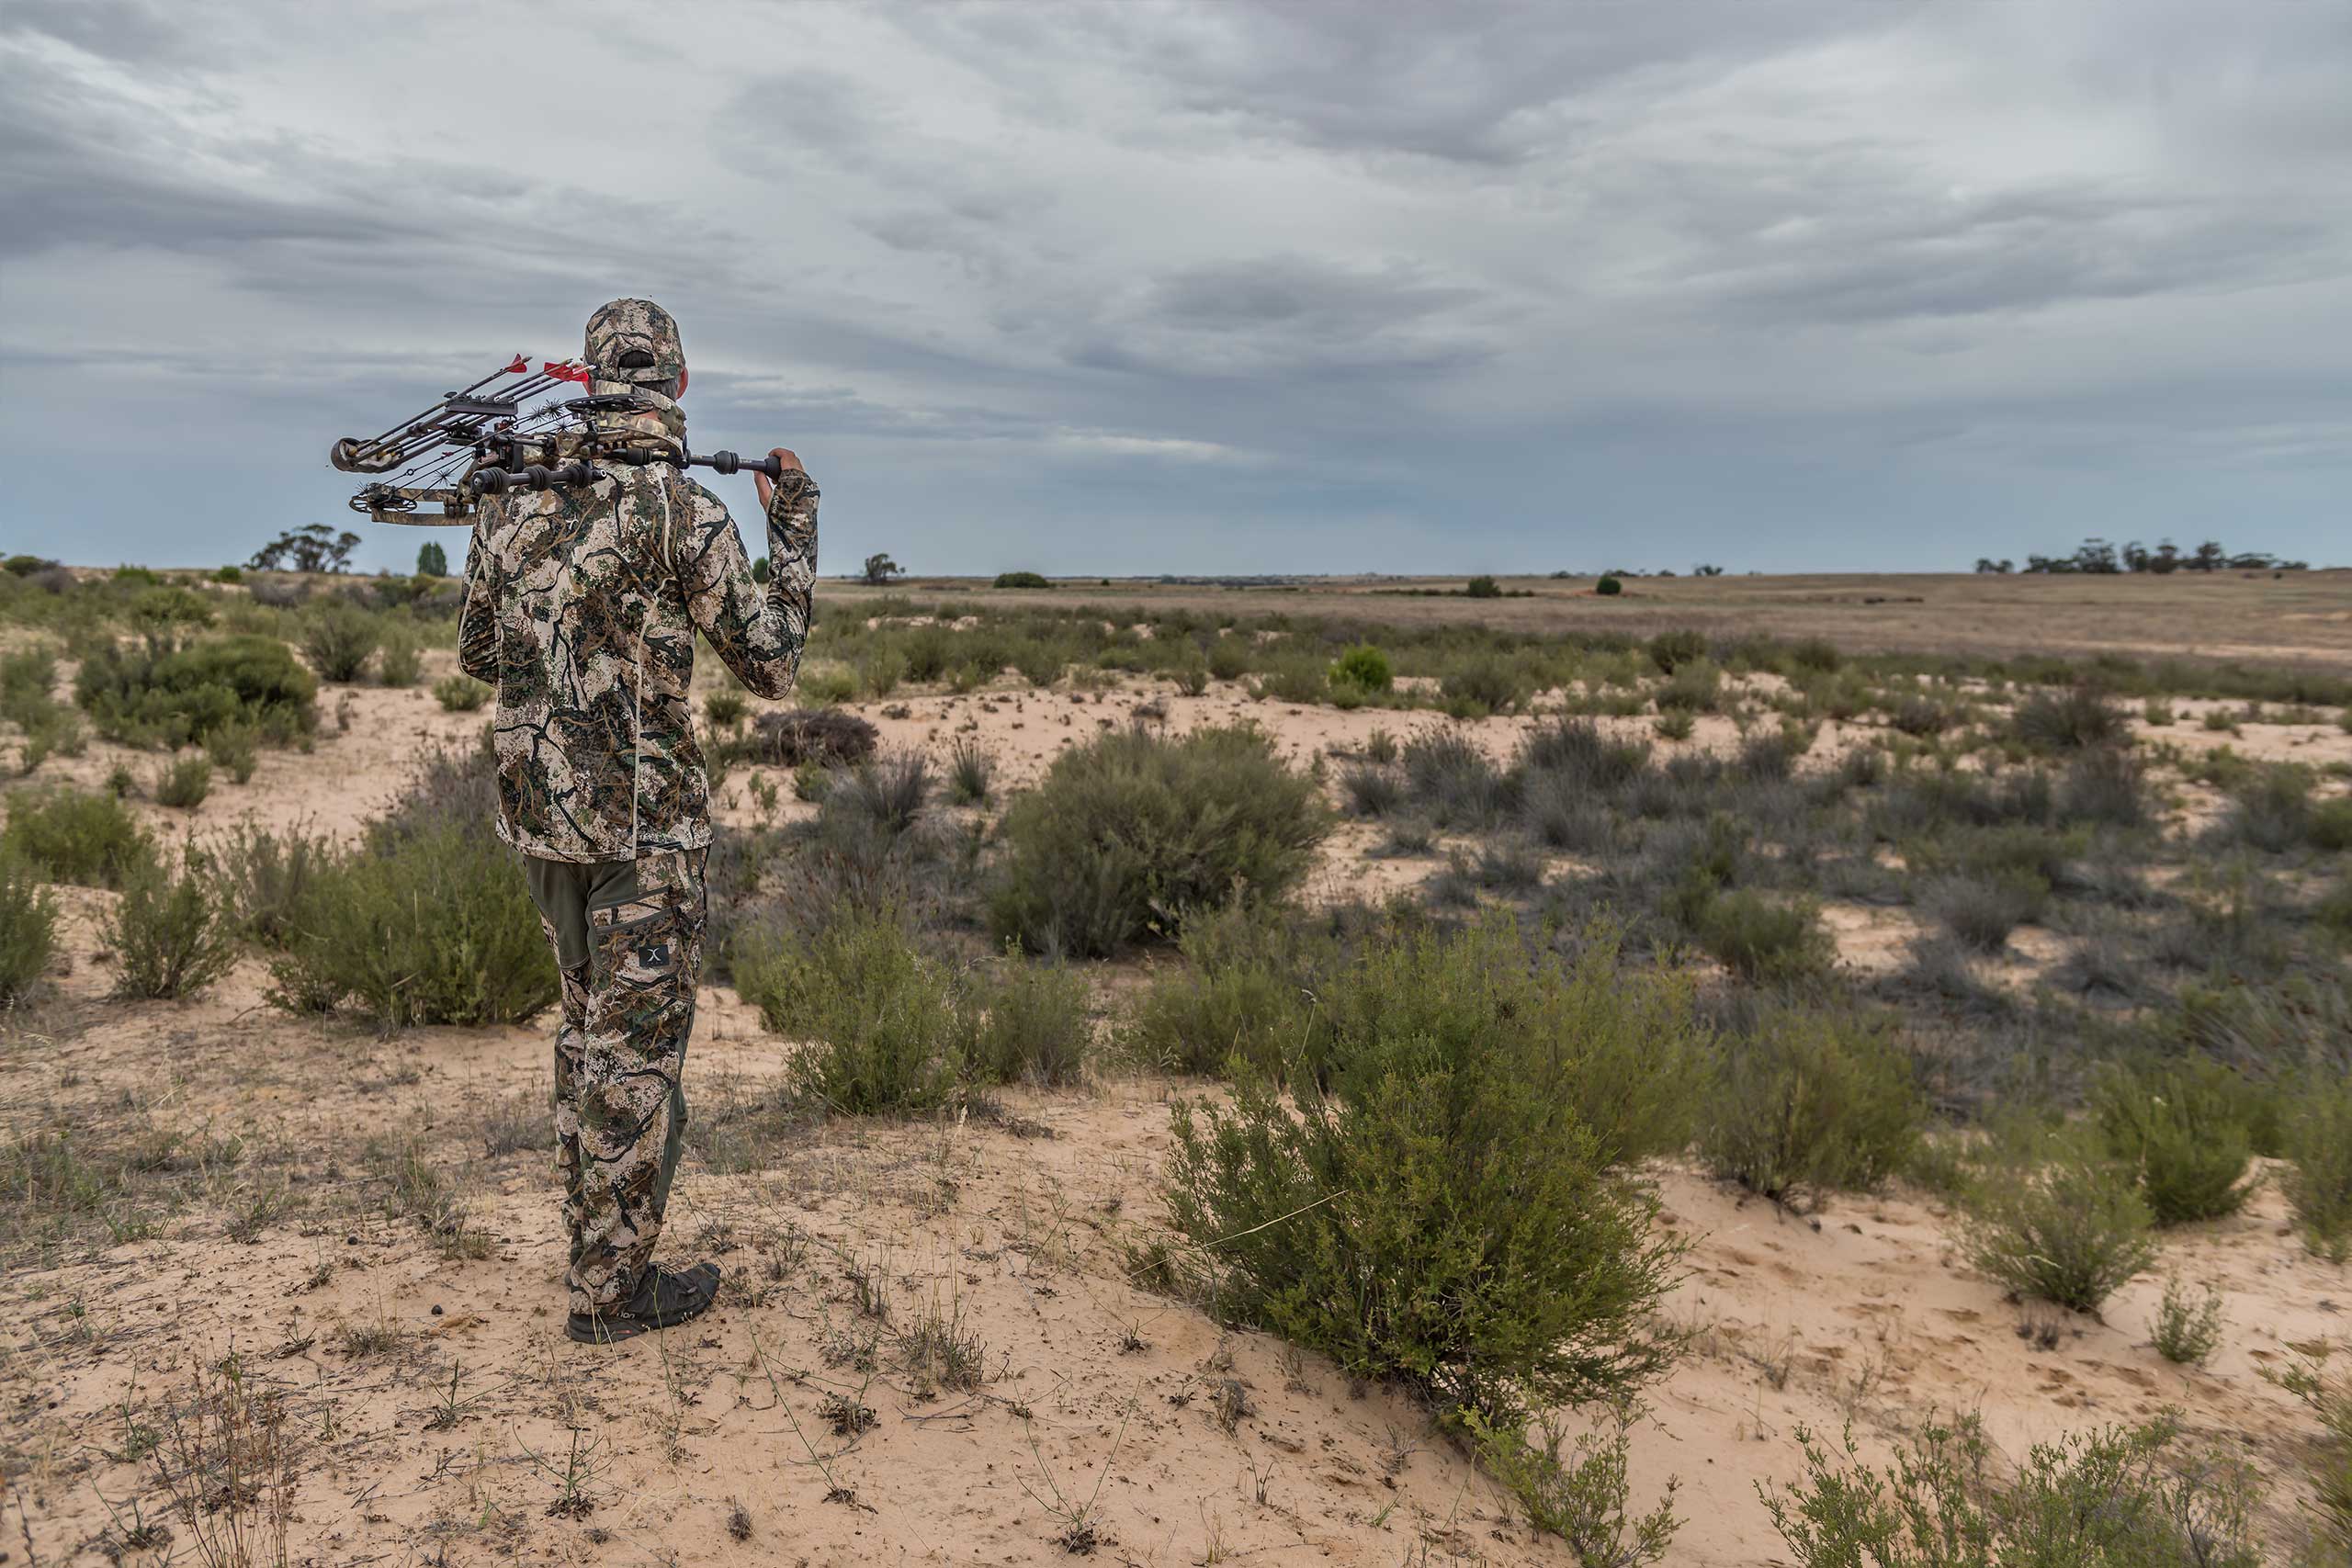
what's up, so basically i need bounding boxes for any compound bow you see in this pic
[329,355,782,526]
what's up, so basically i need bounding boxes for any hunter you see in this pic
[458,298,818,1342]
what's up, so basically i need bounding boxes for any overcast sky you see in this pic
[5,0,2349,577]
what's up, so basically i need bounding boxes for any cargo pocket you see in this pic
[591,896,685,997]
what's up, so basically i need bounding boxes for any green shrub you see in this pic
[1645,630,1708,674]
[1961,1157,2156,1312]
[1595,576,1623,597]
[377,627,424,687]
[1164,919,1696,1427]
[1441,654,1527,716]
[1695,891,1834,983]
[2283,1076,2352,1263]
[1465,1408,1679,1564]
[2313,796,2352,852]
[2055,746,2148,827]
[209,822,333,949]
[1919,871,2044,953]
[153,755,212,809]
[1402,728,1511,827]
[2152,1276,2224,1367]
[2,788,150,887]
[1123,904,1326,1079]
[2090,1057,2255,1225]
[75,634,317,749]
[1653,660,1721,714]
[1653,710,1695,741]
[2218,765,2314,852]
[1789,637,1840,674]
[734,909,963,1113]
[703,688,747,729]
[1329,644,1392,693]
[301,603,379,682]
[204,721,260,784]
[0,855,57,1002]
[1171,650,1210,696]
[946,735,994,806]
[1464,573,1502,599]
[266,756,553,1027]
[989,723,1329,958]
[967,956,1092,1088]
[993,570,1052,590]
[1761,1414,2260,1568]
[2012,683,2124,750]
[1699,1006,1922,1210]
[1206,637,1252,682]
[107,846,238,1000]
[434,675,490,712]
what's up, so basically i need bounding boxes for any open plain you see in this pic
[3,564,2349,1566]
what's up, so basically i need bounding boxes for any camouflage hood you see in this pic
[585,298,685,399]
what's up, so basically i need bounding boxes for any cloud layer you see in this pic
[5,0,2348,574]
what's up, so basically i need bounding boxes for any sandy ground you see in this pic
[5,638,2351,1565]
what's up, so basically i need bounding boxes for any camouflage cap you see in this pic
[584,299,684,396]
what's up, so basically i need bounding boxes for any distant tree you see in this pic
[2190,540,2226,572]
[1464,574,1502,598]
[752,555,770,585]
[249,523,361,574]
[2072,538,2120,574]
[2120,541,2150,573]
[994,570,1052,589]
[415,540,448,577]
[1596,576,1623,597]
[863,552,902,587]
[2149,541,2181,574]
[1692,563,1725,577]
[1973,558,2016,574]
[2225,551,2276,570]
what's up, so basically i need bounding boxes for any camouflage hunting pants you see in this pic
[525,848,707,1316]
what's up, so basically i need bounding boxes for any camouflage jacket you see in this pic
[457,428,818,862]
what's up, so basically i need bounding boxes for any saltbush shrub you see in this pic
[2283,1075,2352,1263]
[990,723,1329,957]
[1652,660,1721,714]
[734,908,964,1113]
[1920,871,2044,953]
[300,604,380,682]
[1645,629,1708,674]
[1164,918,1699,1427]
[74,634,316,749]
[2056,746,2148,827]
[2012,683,2125,750]
[204,721,259,784]
[1762,1414,2260,1568]
[1961,1157,2157,1312]
[209,822,333,948]
[153,754,212,810]
[266,754,552,1026]
[1695,891,1834,983]
[1401,728,1512,827]
[2089,1056,2256,1225]
[0,854,57,1002]
[721,706,878,768]
[2,788,150,888]
[702,688,746,729]
[967,956,1092,1088]
[1699,1006,1922,1209]
[376,627,424,687]
[107,845,239,1000]
[434,675,490,712]
[1595,576,1623,596]
[1123,904,1328,1079]
[1329,644,1393,693]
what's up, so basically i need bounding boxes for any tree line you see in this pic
[1976,538,2312,575]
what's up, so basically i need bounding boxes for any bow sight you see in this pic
[329,356,783,525]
